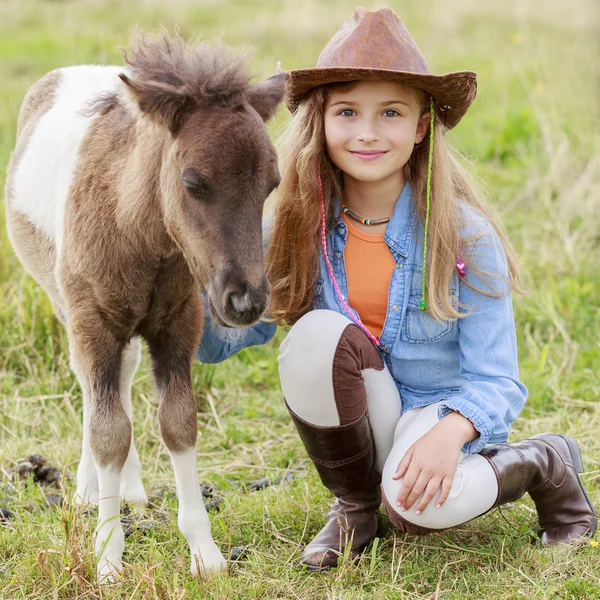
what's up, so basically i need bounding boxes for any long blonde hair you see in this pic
[265,82,525,325]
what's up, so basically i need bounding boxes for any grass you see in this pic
[1,0,599,597]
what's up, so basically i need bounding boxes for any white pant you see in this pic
[279,310,499,530]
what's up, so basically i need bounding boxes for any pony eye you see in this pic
[181,168,211,200]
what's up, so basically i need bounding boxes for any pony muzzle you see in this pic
[208,272,270,327]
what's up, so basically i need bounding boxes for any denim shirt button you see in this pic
[392,305,399,312]
[335,251,342,259]
[338,225,346,234]
[381,345,389,352]
[396,263,402,269]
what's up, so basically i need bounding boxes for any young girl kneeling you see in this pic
[198,7,596,570]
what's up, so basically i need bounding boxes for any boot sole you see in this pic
[558,435,598,537]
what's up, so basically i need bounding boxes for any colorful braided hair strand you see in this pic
[420,94,435,311]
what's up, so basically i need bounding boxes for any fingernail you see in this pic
[414,510,421,515]
[436,503,441,509]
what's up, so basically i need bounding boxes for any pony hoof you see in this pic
[120,483,149,507]
[190,546,228,576]
[97,558,122,583]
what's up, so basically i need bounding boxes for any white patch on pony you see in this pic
[118,338,148,506]
[11,65,126,254]
[95,467,124,581]
[170,448,227,575]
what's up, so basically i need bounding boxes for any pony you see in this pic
[4,30,288,579]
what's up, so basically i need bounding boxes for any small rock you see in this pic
[230,546,249,561]
[9,461,35,481]
[200,484,216,498]
[204,497,223,512]
[27,454,47,468]
[0,508,14,522]
[121,513,135,525]
[247,477,272,491]
[137,520,155,532]
[35,466,62,486]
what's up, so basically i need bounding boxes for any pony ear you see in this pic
[119,73,195,135]
[246,72,290,122]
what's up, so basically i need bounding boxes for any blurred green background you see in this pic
[1,1,599,598]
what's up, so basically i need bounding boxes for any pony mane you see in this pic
[122,28,251,107]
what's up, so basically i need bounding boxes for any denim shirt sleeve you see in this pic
[437,215,528,454]
[196,292,277,363]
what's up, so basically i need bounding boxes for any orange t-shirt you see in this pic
[343,214,396,338]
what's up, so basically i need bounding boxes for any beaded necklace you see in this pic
[341,205,391,226]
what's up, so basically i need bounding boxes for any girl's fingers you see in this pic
[435,476,454,509]
[395,462,419,508]
[413,476,442,515]
[392,448,413,480]
[402,471,431,511]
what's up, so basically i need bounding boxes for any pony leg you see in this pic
[71,352,99,506]
[118,337,148,506]
[170,448,227,575]
[147,294,227,575]
[69,319,131,581]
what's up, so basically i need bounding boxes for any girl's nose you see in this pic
[357,128,380,144]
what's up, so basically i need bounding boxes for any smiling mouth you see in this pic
[350,150,388,161]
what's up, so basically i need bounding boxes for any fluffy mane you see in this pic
[123,28,251,107]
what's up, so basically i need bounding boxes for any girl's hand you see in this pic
[392,412,478,514]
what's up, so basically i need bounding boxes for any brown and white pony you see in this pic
[5,31,287,579]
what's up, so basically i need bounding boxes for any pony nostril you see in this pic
[229,290,252,314]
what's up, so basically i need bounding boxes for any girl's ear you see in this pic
[415,112,430,144]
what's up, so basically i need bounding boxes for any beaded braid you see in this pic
[420,95,435,312]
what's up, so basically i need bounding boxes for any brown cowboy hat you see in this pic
[285,7,477,130]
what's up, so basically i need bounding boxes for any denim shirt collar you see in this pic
[329,181,417,259]
[384,181,416,258]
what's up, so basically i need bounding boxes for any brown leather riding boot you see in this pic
[288,406,381,571]
[480,434,597,545]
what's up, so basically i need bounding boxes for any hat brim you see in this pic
[286,67,477,130]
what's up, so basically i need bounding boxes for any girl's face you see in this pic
[324,81,429,185]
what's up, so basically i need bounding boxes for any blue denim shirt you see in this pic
[197,182,528,453]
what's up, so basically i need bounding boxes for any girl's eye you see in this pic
[339,109,355,117]
[384,109,400,117]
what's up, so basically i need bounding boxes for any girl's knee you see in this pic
[278,310,352,378]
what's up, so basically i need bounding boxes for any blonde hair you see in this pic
[265,82,525,325]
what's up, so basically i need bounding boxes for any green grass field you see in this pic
[1,0,599,597]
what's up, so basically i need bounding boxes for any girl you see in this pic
[198,7,596,570]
